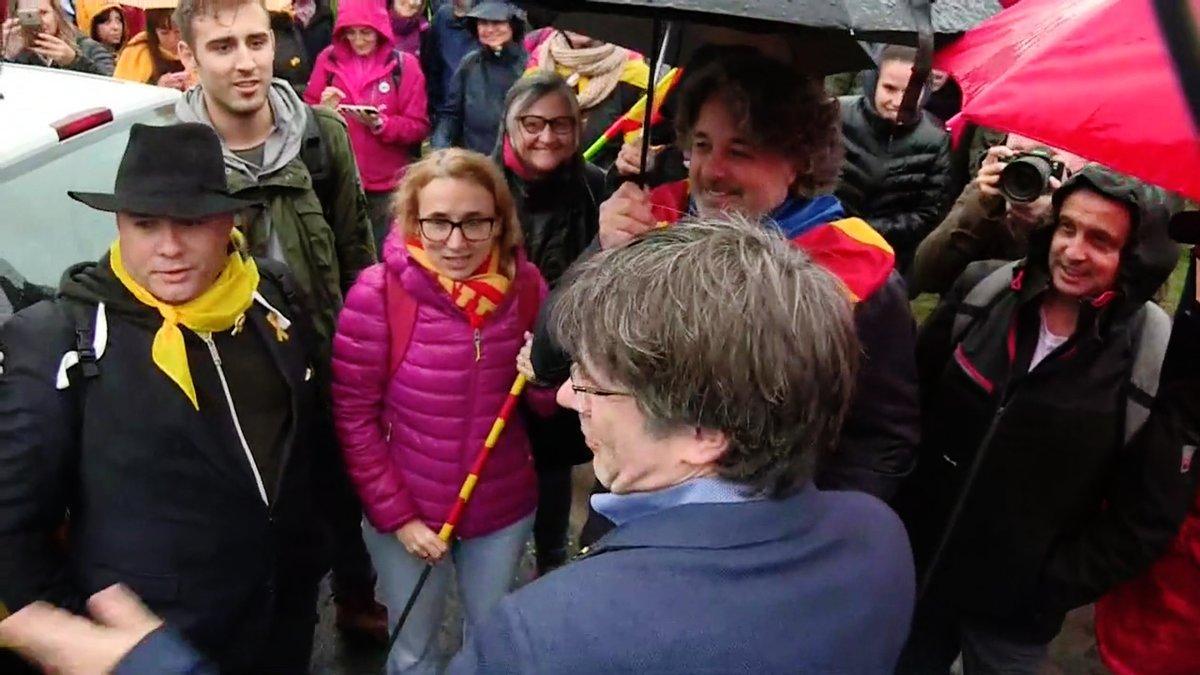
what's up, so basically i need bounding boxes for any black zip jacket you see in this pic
[0,258,331,672]
[836,94,952,272]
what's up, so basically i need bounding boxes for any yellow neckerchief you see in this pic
[109,237,260,410]
[404,238,510,330]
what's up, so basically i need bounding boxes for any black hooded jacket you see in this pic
[897,166,1194,641]
[0,257,330,672]
[836,77,952,272]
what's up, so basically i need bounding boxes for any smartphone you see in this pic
[338,104,380,115]
[14,0,40,45]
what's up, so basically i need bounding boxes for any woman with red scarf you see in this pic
[330,149,556,673]
[494,71,610,574]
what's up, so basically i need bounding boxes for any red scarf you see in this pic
[503,136,538,181]
[405,238,510,329]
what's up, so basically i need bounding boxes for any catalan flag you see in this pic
[583,67,683,162]
[648,181,895,303]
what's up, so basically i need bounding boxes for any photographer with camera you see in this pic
[2,0,114,75]
[911,134,1087,295]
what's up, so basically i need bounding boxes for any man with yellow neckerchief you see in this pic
[0,123,328,674]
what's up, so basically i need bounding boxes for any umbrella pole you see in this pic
[638,17,667,181]
[1154,0,1200,131]
[897,0,934,127]
[382,375,530,660]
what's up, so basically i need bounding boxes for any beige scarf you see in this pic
[537,32,629,110]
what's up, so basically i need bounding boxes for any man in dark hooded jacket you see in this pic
[836,44,952,273]
[895,165,1197,674]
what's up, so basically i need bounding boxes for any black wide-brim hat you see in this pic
[68,123,258,219]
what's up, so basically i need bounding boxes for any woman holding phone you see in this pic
[306,0,430,254]
[1,0,114,75]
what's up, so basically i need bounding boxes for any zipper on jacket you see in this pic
[200,332,270,507]
[473,328,482,362]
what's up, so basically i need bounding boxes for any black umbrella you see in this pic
[522,0,1001,65]
[520,0,999,175]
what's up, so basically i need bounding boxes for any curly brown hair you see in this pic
[674,46,844,199]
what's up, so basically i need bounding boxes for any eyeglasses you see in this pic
[570,383,632,398]
[569,366,631,400]
[417,217,496,243]
[518,115,576,136]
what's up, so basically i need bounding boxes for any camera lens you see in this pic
[999,156,1053,203]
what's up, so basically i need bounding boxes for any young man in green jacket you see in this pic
[172,0,385,642]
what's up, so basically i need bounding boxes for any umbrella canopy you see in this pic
[524,0,999,40]
[936,0,1200,201]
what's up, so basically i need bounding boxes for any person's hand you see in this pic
[156,71,189,90]
[976,145,1015,199]
[516,331,537,382]
[320,86,346,109]
[614,132,664,177]
[350,108,384,132]
[395,520,449,564]
[598,182,657,250]
[2,19,28,59]
[1007,175,1061,231]
[30,32,76,67]
[0,584,164,675]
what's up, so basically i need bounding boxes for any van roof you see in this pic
[0,64,181,169]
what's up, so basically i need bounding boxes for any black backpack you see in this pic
[950,260,1172,445]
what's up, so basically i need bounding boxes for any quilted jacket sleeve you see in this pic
[331,264,418,533]
[520,269,558,418]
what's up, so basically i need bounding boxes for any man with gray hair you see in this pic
[451,216,916,673]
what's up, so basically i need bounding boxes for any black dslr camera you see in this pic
[998,150,1066,203]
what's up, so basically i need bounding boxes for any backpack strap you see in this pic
[1124,301,1172,445]
[383,268,540,379]
[951,260,1020,345]
[391,49,404,90]
[55,301,107,390]
[385,267,420,379]
[300,106,338,225]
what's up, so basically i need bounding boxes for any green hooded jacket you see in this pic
[175,80,377,353]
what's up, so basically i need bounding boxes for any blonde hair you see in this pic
[391,149,524,267]
[42,0,82,41]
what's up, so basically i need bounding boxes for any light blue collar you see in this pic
[591,476,763,527]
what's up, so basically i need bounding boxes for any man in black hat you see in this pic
[0,123,329,674]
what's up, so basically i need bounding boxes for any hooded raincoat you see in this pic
[898,166,1192,642]
[304,0,429,193]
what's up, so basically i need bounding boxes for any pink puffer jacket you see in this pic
[331,236,555,538]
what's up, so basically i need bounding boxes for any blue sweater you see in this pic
[449,485,916,674]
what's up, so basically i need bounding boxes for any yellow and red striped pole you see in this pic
[385,374,529,656]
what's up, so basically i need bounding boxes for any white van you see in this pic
[0,64,181,289]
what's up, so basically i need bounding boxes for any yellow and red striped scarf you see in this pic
[406,238,510,328]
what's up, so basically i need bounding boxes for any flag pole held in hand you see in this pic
[384,374,530,657]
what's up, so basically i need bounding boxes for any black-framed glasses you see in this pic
[518,114,576,136]
[417,216,496,243]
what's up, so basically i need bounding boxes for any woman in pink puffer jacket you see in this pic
[331,149,555,673]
